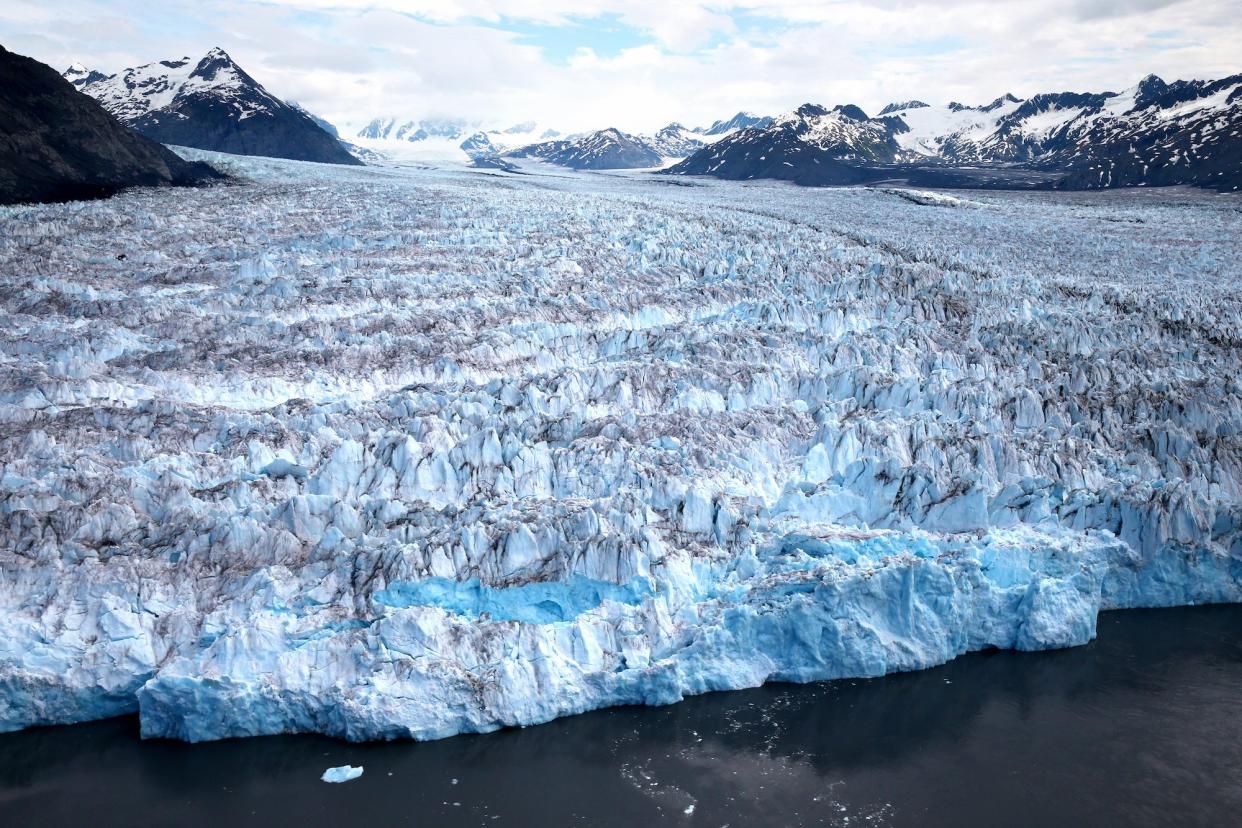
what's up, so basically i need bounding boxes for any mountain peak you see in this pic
[793,103,830,119]
[700,111,773,136]
[1134,74,1170,110]
[981,93,1022,112]
[73,48,360,166]
[833,104,869,121]
[61,63,108,89]
[192,47,243,76]
[879,100,929,115]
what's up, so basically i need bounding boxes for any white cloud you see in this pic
[1,0,1238,136]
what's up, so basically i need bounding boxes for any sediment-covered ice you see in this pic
[1,153,1239,741]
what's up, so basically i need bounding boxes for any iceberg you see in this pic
[321,765,364,784]
[0,150,1238,742]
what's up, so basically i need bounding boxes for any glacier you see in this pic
[1,151,1239,742]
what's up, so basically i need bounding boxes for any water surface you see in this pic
[2,605,1239,827]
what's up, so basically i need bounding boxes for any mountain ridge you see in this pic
[668,74,1242,190]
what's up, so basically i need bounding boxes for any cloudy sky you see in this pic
[3,0,1239,134]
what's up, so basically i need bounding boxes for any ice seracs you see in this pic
[0,149,1239,743]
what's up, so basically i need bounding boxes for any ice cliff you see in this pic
[1,153,1239,741]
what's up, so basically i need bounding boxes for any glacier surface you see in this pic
[1,151,1240,742]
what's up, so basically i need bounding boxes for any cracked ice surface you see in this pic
[1,152,1240,741]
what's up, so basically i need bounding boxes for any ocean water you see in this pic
[1,605,1238,827]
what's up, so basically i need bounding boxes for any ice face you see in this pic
[0,151,1239,742]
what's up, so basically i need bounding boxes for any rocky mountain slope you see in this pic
[287,101,380,164]
[69,48,360,166]
[0,45,219,205]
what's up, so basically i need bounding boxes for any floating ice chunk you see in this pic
[322,765,364,783]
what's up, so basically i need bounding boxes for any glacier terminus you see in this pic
[1,152,1239,743]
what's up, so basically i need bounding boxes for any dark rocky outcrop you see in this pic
[0,45,220,205]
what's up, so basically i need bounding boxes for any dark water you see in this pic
[2,605,1239,827]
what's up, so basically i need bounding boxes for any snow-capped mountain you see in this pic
[501,113,766,171]
[506,127,665,170]
[1041,75,1242,189]
[347,109,766,170]
[61,62,107,90]
[646,123,707,158]
[2,45,219,204]
[672,75,1242,190]
[67,48,360,166]
[878,100,928,116]
[698,111,774,135]
[349,117,558,163]
[667,103,904,184]
[358,116,473,142]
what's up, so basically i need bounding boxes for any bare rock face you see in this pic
[0,44,220,205]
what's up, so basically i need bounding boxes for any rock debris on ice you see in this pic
[0,150,1239,742]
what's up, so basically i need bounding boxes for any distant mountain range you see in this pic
[349,117,558,164]
[505,128,664,169]
[668,75,1242,191]
[65,48,360,166]
[27,42,1242,192]
[1,45,219,205]
[346,110,772,170]
[498,113,771,171]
